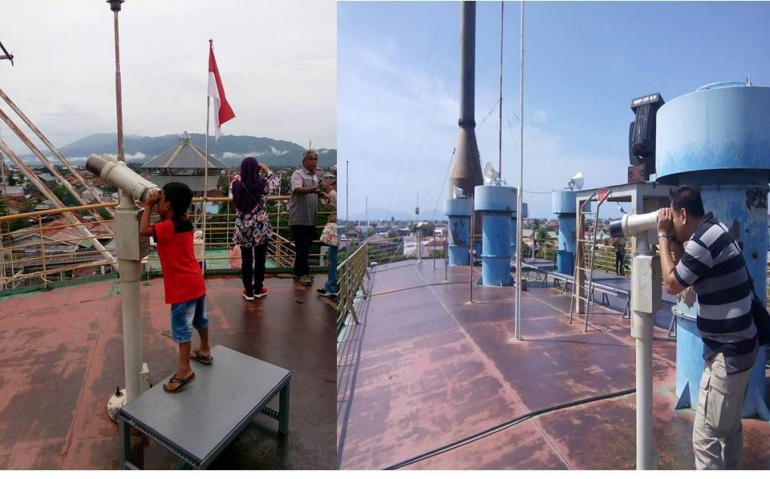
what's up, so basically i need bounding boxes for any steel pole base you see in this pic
[108,388,127,422]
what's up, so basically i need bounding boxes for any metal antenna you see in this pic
[498,1,504,181]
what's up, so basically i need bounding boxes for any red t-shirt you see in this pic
[153,219,206,304]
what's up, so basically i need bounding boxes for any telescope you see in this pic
[86,154,158,203]
[609,211,659,238]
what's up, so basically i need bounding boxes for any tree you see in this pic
[279,176,291,196]
[416,222,433,237]
[8,175,16,186]
[51,185,78,207]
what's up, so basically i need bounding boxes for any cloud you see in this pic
[124,152,146,161]
[0,0,336,152]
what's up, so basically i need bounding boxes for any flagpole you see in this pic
[204,39,234,275]
[515,0,524,341]
[203,39,212,273]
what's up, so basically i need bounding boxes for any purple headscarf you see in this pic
[232,156,267,213]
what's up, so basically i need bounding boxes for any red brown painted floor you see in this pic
[336,260,770,469]
[0,274,336,469]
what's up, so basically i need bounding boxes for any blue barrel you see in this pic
[510,212,518,261]
[474,185,516,286]
[657,82,770,417]
[444,198,472,265]
[553,190,577,254]
[510,202,526,260]
[556,250,574,275]
[673,309,704,409]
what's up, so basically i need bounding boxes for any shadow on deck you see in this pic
[0,273,336,469]
[337,260,770,470]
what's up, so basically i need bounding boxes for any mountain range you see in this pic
[28,133,336,169]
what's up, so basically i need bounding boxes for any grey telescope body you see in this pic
[86,154,158,203]
[609,211,659,238]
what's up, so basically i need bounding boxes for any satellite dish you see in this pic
[567,172,584,191]
[484,162,501,186]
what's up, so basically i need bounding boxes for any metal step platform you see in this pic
[118,345,291,469]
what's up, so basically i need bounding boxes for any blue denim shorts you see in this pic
[169,295,209,344]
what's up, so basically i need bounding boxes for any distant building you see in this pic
[1,185,26,197]
[364,233,390,246]
[141,132,226,195]
[3,215,116,286]
[36,172,59,188]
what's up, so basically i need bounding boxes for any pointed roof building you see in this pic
[141,132,227,194]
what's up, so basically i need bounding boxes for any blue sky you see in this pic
[337,1,770,221]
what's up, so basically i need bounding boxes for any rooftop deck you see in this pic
[0,273,336,469]
[336,259,770,469]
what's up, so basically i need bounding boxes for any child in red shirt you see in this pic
[140,182,211,393]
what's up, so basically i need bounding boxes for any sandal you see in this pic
[190,348,213,365]
[163,372,196,393]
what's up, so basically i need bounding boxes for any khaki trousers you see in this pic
[692,352,752,470]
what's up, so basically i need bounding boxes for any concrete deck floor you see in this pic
[336,260,770,470]
[0,273,336,470]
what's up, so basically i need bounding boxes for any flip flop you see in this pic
[190,348,213,365]
[163,372,196,393]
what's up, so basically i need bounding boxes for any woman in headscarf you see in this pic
[231,156,280,300]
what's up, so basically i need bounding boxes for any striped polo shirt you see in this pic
[673,212,757,374]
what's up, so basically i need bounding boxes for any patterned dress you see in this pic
[231,173,280,248]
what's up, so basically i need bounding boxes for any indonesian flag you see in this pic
[208,44,235,140]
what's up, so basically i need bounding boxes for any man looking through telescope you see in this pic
[656,185,757,470]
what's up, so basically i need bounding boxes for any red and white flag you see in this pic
[208,44,235,140]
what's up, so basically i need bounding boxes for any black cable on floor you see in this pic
[383,387,636,470]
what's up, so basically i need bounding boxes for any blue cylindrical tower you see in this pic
[552,190,577,274]
[445,198,473,265]
[510,202,526,261]
[475,185,515,286]
[657,82,770,418]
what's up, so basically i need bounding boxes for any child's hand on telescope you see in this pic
[145,188,160,206]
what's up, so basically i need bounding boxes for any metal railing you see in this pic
[337,243,369,338]
[0,196,334,291]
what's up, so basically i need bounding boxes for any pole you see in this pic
[630,238,659,469]
[105,0,149,420]
[117,193,143,403]
[498,1,504,181]
[514,0,524,341]
[346,159,349,226]
[416,191,421,263]
[112,9,124,163]
[469,194,474,303]
[202,39,213,273]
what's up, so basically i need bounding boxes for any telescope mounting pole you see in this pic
[630,235,660,469]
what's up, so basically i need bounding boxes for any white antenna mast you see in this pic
[498,1,504,182]
[514,0,525,341]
